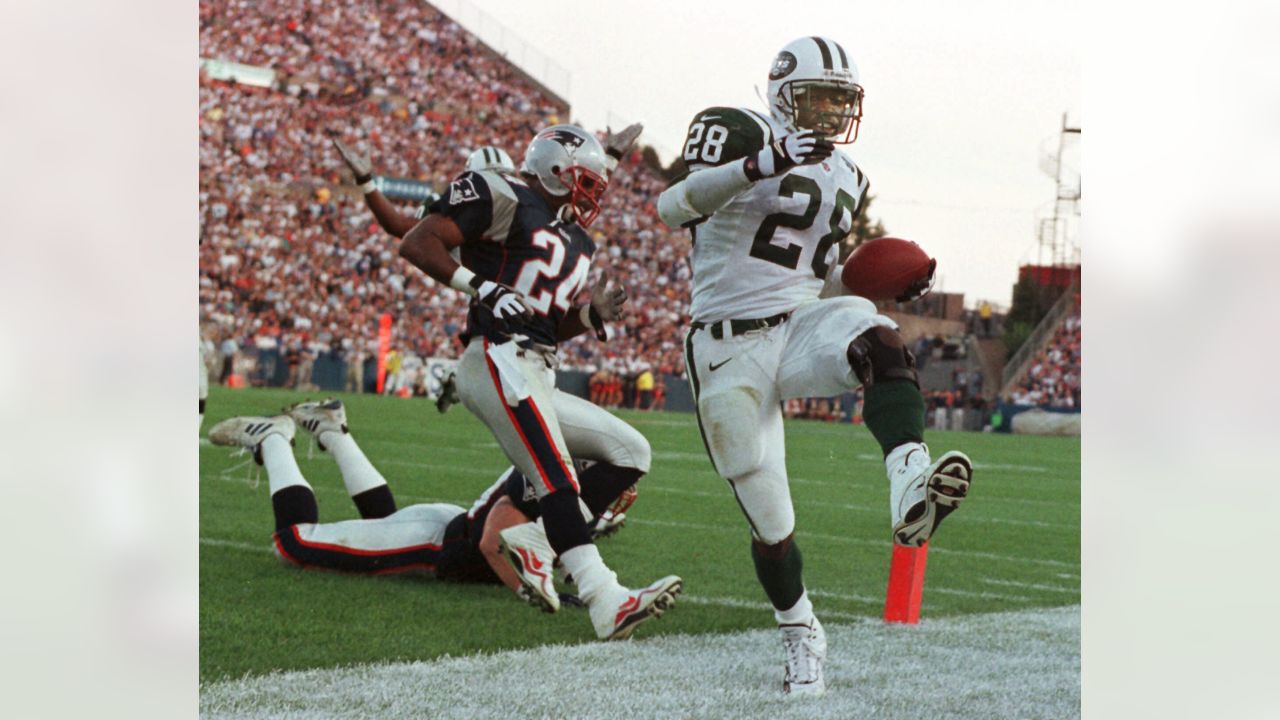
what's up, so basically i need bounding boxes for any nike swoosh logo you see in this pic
[700,115,721,121]
[709,358,734,372]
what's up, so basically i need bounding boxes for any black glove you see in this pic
[470,276,533,322]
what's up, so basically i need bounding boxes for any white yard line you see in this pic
[982,578,1080,594]
[680,595,868,623]
[201,605,1080,720]
[200,537,268,553]
[200,470,1077,573]
[928,587,1032,602]
[625,517,1078,570]
[640,484,1075,530]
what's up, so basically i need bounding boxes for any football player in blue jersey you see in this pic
[398,124,682,641]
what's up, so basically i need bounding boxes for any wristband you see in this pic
[449,266,478,295]
[360,179,378,194]
[579,304,593,328]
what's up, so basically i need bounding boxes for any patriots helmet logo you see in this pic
[537,128,587,150]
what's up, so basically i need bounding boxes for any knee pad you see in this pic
[698,387,766,478]
[846,326,919,388]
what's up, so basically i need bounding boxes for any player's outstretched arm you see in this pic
[658,108,833,228]
[478,497,534,594]
[333,138,418,238]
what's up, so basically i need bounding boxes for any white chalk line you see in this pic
[625,517,1078,571]
[200,605,1081,720]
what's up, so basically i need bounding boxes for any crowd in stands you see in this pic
[199,0,1080,426]
[199,0,692,390]
[1007,314,1081,409]
[589,365,667,411]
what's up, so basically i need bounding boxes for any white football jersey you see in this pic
[678,107,869,322]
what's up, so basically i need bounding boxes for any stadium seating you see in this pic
[199,0,692,389]
[1006,314,1081,409]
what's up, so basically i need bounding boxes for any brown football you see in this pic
[841,237,936,301]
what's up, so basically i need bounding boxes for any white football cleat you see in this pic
[591,485,637,539]
[286,398,348,450]
[590,575,682,641]
[590,511,627,539]
[207,415,296,465]
[498,522,560,613]
[781,617,827,696]
[889,445,973,547]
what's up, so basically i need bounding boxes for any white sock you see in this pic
[886,442,930,526]
[323,432,387,497]
[261,435,310,495]
[885,441,929,474]
[560,544,621,605]
[775,590,815,626]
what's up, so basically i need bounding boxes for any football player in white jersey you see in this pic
[658,36,974,696]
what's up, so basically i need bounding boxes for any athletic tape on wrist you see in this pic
[360,179,378,194]
[449,266,478,295]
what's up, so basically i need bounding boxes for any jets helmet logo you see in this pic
[769,51,797,80]
[448,175,480,205]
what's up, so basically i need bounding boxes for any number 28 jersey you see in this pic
[672,106,870,322]
[428,169,595,347]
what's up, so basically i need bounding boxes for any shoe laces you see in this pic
[219,450,260,490]
[781,623,821,682]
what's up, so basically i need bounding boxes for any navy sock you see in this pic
[538,489,593,555]
[271,485,319,531]
[352,485,397,519]
[576,463,643,516]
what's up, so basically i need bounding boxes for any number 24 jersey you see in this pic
[428,169,595,347]
[672,106,870,322]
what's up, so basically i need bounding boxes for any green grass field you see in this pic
[200,385,1079,683]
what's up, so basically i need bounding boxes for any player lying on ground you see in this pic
[658,36,974,695]
[398,123,681,640]
[207,399,637,605]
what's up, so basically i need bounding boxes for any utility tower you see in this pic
[1037,113,1081,268]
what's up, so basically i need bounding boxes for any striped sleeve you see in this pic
[668,106,770,186]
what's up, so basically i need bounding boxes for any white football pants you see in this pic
[683,296,895,543]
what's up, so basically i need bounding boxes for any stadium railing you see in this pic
[999,279,1080,398]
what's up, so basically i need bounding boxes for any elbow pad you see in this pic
[658,159,755,228]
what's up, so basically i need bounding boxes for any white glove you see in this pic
[603,122,643,173]
[332,138,373,184]
[590,271,627,322]
[581,272,626,340]
[746,129,835,180]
